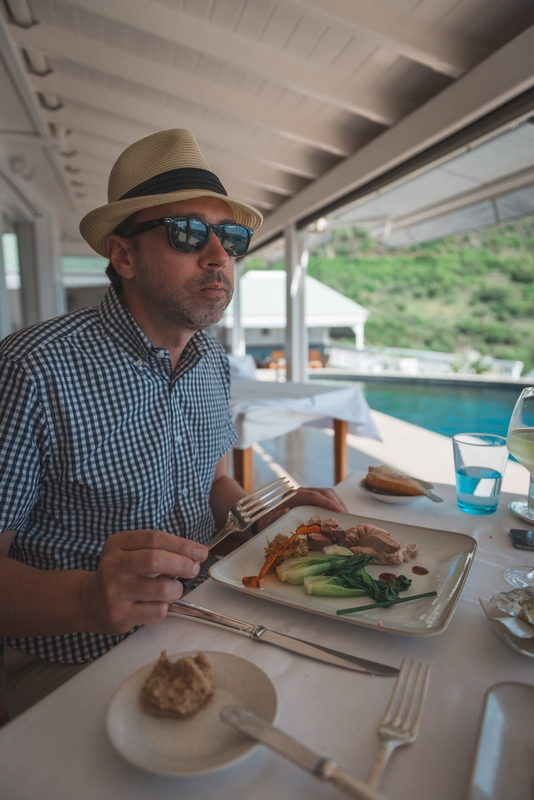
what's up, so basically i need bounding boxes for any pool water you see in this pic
[359,380,522,438]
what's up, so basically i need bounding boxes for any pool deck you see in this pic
[343,409,527,494]
[239,370,530,495]
[244,407,529,496]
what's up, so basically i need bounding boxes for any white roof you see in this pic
[222,270,368,329]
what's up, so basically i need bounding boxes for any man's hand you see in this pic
[81,530,208,635]
[256,486,349,532]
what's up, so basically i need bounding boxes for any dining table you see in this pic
[230,379,380,491]
[1,471,533,800]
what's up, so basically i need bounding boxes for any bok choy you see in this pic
[304,558,412,602]
[276,555,351,585]
[276,552,412,602]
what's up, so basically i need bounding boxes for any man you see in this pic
[0,129,347,719]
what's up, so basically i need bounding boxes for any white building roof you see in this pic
[222,270,368,330]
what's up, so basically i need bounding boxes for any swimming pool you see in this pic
[314,377,526,438]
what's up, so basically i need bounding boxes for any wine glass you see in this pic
[504,387,534,588]
[507,386,534,521]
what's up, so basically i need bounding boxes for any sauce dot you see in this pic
[379,572,398,582]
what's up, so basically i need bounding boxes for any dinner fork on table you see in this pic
[367,659,430,788]
[206,477,297,550]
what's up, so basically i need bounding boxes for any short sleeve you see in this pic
[0,358,48,532]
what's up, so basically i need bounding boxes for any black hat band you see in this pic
[119,167,228,200]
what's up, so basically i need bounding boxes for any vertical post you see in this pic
[285,223,308,383]
[233,447,254,493]
[16,213,65,326]
[231,259,246,356]
[353,321,365,351]
[16,220,38,327]
[0,221,12,339]
[333,419,348,485]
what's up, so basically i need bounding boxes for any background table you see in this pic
[1,472,533,800]
[231,380,380,490]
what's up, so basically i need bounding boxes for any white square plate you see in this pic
[209,506,476,637]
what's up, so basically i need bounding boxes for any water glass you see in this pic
[452,433,508,514]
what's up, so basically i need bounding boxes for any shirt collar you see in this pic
[98,286,210,377]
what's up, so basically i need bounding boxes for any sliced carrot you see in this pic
[242,525,322,588]
[295,523,321,535]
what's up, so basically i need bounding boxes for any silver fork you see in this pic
[367,659,430,788]
[206,477,297,550]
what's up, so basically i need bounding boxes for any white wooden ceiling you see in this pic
[1,0,534,254]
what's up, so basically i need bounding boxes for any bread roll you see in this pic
[140,651,215,718]
[364,465,425,496]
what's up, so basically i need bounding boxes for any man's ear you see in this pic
[106,234,136,279]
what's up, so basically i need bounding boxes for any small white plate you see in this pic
[479,598,534,658]
[467,682,534,800]
[358,480,425,505]
[508,499,534,524]
[106,651,277,777]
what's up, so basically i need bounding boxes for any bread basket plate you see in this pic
[106,651,277,776]
[358,480,425,504]
[210,506,476,637]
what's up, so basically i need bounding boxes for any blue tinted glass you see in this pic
[167,218,251,256]
[169,218,209,251]
[221,224,250,256]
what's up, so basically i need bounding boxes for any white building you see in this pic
[217,270,369,358]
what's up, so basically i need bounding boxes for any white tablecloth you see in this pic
[1,473,533,800]
[231,379,380,449]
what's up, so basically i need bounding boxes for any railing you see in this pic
[327,344,524,379]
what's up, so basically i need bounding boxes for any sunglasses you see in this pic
[118,216,254,258]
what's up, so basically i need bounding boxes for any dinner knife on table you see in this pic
[167,599,399,677]
[221,705,389,800]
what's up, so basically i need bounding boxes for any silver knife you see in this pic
[221,705,389,800]
[406,474,443,503]
[167,599,398,677]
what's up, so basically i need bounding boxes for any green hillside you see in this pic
[245,212,534,373]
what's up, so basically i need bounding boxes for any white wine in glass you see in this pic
[507,387,534,522]
[505,387,534,589]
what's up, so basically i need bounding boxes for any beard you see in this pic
[133,259,234,331]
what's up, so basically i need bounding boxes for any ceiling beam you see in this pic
[252,24,534,249]
[198,143,309,197]
[10,22,358,157]
[29,72,334,179]
[61,0,413,126]
[43,105,157,155]
[0,14,78,213]
[286,0,491,78]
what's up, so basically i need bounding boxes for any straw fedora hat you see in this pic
[79,129,263,257]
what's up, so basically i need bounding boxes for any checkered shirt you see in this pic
[0,287,236,663]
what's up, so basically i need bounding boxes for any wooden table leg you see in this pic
[333,419,348,485]
[233,447,254,493]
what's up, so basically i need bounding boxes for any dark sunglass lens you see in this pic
[169,218,209,252]
[220,225,250,257]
